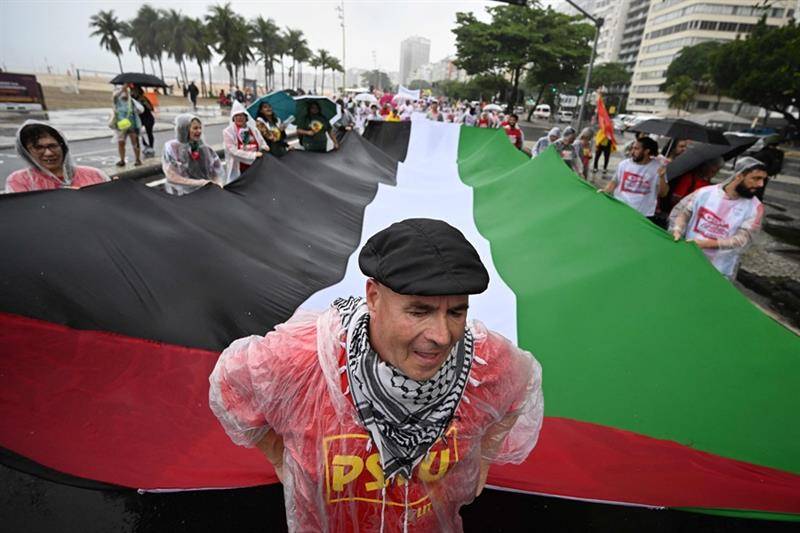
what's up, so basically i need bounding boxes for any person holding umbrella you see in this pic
[111,85,144,167]
[254,101,291,158]
[669,157,766,279]
[296,100,339,152]
[666,157,724,212]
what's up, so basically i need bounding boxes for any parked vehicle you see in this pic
[556,109,574,123]
[532,104,551,120]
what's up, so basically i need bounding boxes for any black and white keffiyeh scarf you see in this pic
[333,296,474,480]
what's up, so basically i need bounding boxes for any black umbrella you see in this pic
[109,73,167,88]
[633,118,729,145]
[665,134,758,181]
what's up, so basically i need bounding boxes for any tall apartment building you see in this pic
[399,36,431,86]
[628,0,796,113]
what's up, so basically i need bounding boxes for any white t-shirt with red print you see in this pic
[681,184,763,278]
[612,158,663,216]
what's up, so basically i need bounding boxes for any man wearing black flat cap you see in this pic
[210,218,543,532]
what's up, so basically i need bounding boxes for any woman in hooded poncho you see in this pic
[162,114,225,196]
[5,121,110,193]
[222,101,268,185]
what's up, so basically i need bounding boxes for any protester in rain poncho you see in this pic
[552,127,582,174]
[161,114,224,196]
[210,219,543,533]
[533,127,561,157]
[5,120,109,193]
[222,100,268,185]
[669,157,766,279]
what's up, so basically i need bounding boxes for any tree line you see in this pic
[450,1,595,108]
[89,3,343,96]
[661,17,799,129]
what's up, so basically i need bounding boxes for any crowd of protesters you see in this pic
[3,84,779,283]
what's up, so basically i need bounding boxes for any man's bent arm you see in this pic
[256,429,286,482]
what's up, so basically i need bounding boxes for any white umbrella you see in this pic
[483,103,503,112]
[354,93,378,104]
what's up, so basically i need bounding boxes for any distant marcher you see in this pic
[669,157,766,279]
[131,86,156,158]
[296,101,339,153]
[593,136,613,176]
[749,138,784,201]
[111,85,144,167]
[386,108,401,122]
[366,104,382,123]
[255,102,291,158]
[222,101,268,185]
[188,81,200,111]
[574,127,593,179]
[6,121,109,193]
[601,137,667,220]
[234,87,245,103]
[666,157,723,213]
[501,114,525,151]
[162,114,224,195]
[552,126,581,173]
[426,102,444,122]
[533,127,561,157]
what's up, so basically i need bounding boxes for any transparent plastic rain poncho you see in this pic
[222,100,268,185]
[209,304,543,532]
[161,114,225,196]
[5,120,110,193]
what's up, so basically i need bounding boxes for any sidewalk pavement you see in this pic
[0,105,229,149]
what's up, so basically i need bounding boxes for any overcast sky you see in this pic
[0,0,525,77]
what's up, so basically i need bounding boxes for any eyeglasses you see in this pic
[29,143,62,154]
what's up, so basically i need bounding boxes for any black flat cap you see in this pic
[359,218,489,296]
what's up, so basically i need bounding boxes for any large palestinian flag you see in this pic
[1,120,798,524]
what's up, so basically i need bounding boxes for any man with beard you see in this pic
[501,113,525,151]
[209,219,543,532]
[669,157,766,279]
[601,136,667,220]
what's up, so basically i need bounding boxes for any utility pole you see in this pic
[337,1,346,93]
[564,0,603,132]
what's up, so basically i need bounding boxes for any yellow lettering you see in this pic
[416,503,432,518]
[364,453,386,492]
[331,455,364,492]
[418,449,450,482]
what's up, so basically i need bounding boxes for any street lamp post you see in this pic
[337,1,346,94]
[564,0,603,132]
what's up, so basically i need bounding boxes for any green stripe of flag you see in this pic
[457,126,800,475]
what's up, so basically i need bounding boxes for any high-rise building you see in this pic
[628,0,796,113]
[399,36,431,86]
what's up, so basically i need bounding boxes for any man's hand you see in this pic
[673,230,682,241]
[689,238,718,249]
[256,430,285,483]
[476,459,490,497]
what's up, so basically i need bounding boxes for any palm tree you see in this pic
[666,75,697,116]
[327,56,344,94]
[274,31,289,89]
[251,16,280,91]
[206,3,238,88]
[119,22,145,72]
[185,18,213,97]
[89,10,125,73]
[161,9,191,85]
[284,28,308,90]
[294,44,312,92]
[309,53,321,94]
[316,49,331,94]
[125,5,161,75]
[232,16,254,87]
